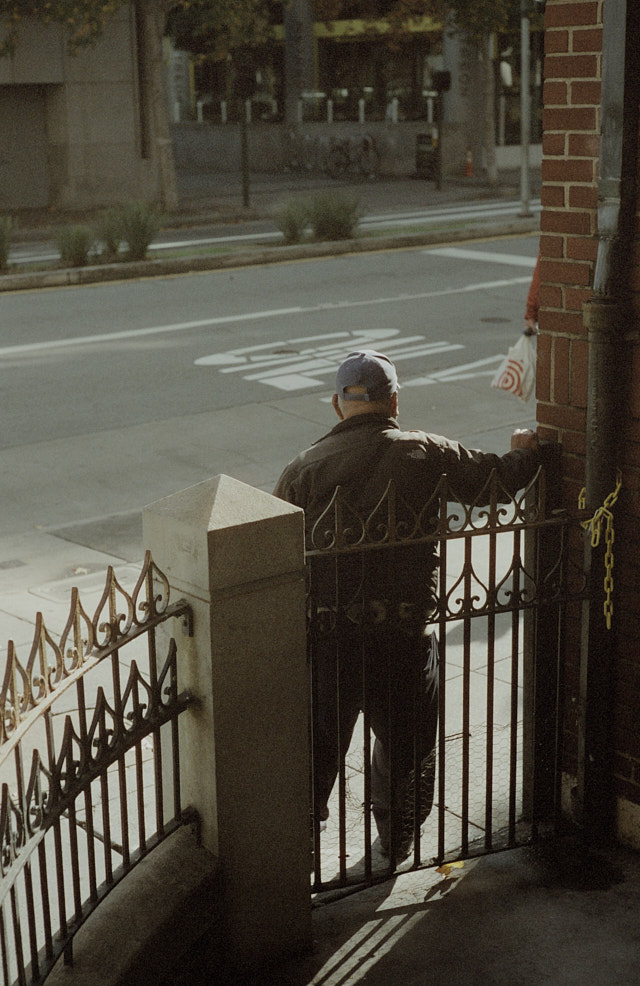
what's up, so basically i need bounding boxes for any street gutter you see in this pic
[0,216,539,294]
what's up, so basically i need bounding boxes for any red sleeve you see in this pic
[525,253,541,322]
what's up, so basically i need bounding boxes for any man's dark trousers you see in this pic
[311,618,439,855]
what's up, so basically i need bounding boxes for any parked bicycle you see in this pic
[285,130,330,173]
[326,134,379,179]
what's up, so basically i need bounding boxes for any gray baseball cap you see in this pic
[335,350,398,402]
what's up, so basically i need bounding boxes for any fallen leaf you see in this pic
[436,860,465,877]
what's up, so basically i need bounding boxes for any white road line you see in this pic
[196,328,472,393]
[404,354,505,386]
[239,334,429,367]
[367,200,526,222]
[0,308,304,357]
[211,330,352,359]
[215,339,462,376]
[0,276,530,359]
[195,328,409,367]
[427,247,538,267]
[238,344,465,382]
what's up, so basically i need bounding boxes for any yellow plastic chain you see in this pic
[578,470,622,630]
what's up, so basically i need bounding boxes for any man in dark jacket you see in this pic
[274,350,540,859]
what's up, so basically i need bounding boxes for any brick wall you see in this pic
[539,0,640,843]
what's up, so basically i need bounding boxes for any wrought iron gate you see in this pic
[308,456,577,894]
[0,553,195,986]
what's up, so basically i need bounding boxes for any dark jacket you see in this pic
[274,414,540,624]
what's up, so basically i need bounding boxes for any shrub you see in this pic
[273,198,309,245]
[57,225,95,268]
[119,201,161,261]
[0,217,12,270]
[97,206,125,260]
[307,191,361,242]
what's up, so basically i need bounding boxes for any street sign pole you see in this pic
[520,0,532,217]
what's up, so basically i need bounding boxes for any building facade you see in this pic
[538,0,640,849]
[0,8,165,211]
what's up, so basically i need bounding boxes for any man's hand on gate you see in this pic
[510,428,539,451]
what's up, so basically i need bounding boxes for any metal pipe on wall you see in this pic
[578,0,640,844]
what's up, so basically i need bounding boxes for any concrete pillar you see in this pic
[143,474,310,974]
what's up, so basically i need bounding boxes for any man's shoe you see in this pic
[379,838,413,863]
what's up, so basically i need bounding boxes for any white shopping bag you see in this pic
[491,333,536,402]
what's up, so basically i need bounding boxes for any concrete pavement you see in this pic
[238,838,640,986]
[173,167,541,223]
[11,167,541,238]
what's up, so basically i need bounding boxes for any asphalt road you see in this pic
[1,233,538,559]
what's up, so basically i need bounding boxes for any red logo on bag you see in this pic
[495,357,525,397]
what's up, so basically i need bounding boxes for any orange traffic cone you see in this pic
[465,147,473,178]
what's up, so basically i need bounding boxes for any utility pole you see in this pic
[235,57,256,209]
[519,0,532,217]
[283,0,315,124]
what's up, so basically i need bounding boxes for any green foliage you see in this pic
[57,225,96,268]
[54,203,160,267]
[307,191,361,242]
[119,201,162,261]
[315,0,524,41]
[273,190,361,244]
[166,0,274,59]
[442,0,523,39]
[0,217,12,270]
[273,199,309,245]
[0,1,126,57]
[97,206,125,260]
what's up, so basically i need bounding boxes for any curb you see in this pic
[0,217,539,293]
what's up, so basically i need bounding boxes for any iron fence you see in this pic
[307,463,580,894]
[0,551,195,985]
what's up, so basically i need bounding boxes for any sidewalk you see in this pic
[10,166,541,238]
[226,838,640,986]
[173,166,541,225]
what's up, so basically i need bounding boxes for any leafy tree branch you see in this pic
[0,0,128,56]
